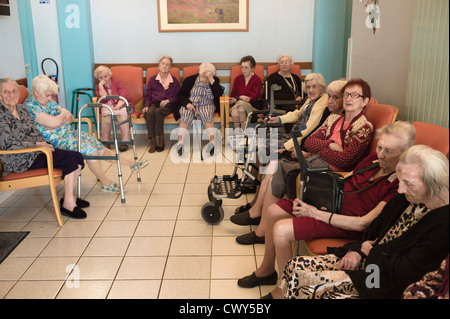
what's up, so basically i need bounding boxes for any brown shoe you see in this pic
[236,231,265,245]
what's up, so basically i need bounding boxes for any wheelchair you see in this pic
[201,83,301,225]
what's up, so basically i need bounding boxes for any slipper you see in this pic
[230,211,261,226]
[235,203,252,214]
[130,160,149,174]
[60,206,87,219]
[236,231,265,245]
[60,197,90,209]
[101,182,123,193]
[238,271,277,288]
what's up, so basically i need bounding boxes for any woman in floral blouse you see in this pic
[0,78,86,219]
[25,75,148,193]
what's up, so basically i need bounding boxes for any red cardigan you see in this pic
[304,112,373,172]
[95,77,135,112]
[230,74,262,103]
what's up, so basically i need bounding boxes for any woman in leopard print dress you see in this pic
[277,145,449,299]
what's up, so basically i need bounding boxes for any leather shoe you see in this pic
[236,231,265,245]
[60,206,87,219]
[156,145,165,152]
[230,211,260,226]
[238,271,278,288]
[177,144,183,156]
[60,197,90,209]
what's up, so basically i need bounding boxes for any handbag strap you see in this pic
[343,162,394,195]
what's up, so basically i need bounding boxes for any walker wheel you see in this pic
[201,202,224,225]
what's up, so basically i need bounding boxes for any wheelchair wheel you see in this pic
[201,202,224,225]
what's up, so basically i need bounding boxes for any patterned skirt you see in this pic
[279,254,360,299]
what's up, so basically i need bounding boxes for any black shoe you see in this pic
[119,145,128,152]
[238,271,278,288]
[156,145,165,152]
[235,203,252,214]
[60,197,90,209]
[177,144,183,156]
[230,211,261,226]
[60,206,87,219]
[236,231,265,245]
[261,293,273,299]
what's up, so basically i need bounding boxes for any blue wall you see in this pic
[57,0,95,115]
[312,0,352,83]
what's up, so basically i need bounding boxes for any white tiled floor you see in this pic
[0,135,277,299]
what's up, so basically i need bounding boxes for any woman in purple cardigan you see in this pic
[143,56,180,152]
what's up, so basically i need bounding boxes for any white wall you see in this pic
[31,0,67,107]
[348,0,415,116]
[0,1,26,79]
[90,0,314,65]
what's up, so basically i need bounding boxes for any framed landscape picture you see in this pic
[158,0,249,32]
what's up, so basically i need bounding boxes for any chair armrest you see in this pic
[72,117,94,136]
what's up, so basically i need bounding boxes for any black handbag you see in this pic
[302,171,345,214]
[302,162,383,214]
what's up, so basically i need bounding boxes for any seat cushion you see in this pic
[1,168,63,181]
[305,238,358,255]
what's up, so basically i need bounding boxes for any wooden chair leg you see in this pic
[49,184,63,226]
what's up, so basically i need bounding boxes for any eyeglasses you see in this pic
[342,92,364,99]
[0,89,18,97]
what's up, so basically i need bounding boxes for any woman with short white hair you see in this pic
[94,65,134,152]
[277,144,449,299]
[143,55,180,153]
[176,62,224,156]
[25,75,148,193]
[266,53,303,114]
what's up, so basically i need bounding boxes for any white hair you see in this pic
[31,75,58,95]
[93,65,112,79]
[199,62,216,75]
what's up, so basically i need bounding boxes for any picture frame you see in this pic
[157,0,249,32]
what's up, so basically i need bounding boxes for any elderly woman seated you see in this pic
[25,75,148,193]
[176,62,224,156]
[276,145,449,299]
[0,78,86,219]
[237,121,416,292]
[94,65,134,152]
[232,79,358,244]
[143,55,180,153]
[229,55,263,130]
[233,73,329,213]
[266,53,303,114]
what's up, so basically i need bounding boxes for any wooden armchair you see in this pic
[0,146,64,226]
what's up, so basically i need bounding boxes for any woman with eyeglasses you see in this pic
[266,54,303,113]
[229,55,263,130]
[301,78,374,172]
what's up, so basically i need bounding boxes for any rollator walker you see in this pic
[201,83,299,225]
[77,95,141,203]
